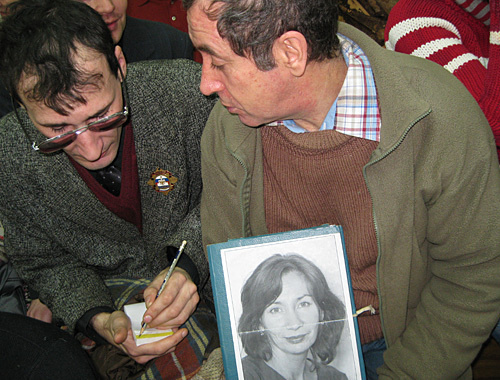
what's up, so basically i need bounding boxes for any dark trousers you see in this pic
[362,337,386,380]
[0,312,98,379]
[492,319,500,344]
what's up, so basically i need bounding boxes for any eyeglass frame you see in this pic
[14,70,129,154]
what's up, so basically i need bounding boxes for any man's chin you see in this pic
[70,150,117,171]
[237,114,270,128]
[77,160,112,171]
[223,105,270,127]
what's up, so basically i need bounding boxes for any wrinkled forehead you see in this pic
[187,0,221,26]
[187,1,227,52]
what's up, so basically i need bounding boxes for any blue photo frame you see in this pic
[208,224,366,379]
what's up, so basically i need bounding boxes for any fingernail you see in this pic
[182,329,188,338]
[144,315,152,323]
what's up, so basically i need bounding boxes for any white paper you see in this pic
[123,302,173,346]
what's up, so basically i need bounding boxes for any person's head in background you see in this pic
[81,0,128,44]
[238,254,345,367]
[0,0,127,170]
[0,0,128,43]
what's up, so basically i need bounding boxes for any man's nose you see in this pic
[87,0,115,16]
[73,129,104,161]
[200,65,224,96]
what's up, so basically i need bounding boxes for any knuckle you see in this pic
[187,282,198,294]
[168,303,184,318]
[192,292,200,303]
[161,292,176,306]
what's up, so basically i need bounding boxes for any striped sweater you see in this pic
[385,0,500,160]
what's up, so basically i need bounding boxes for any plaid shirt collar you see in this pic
[271,34,381,142]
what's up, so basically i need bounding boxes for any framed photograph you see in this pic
[208,225,366,380]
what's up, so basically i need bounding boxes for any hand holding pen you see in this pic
[140,240,187,336]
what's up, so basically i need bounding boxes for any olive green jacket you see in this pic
[200,23,500,379]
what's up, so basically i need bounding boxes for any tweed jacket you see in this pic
[0,59,216,332]
[200,23,500,379]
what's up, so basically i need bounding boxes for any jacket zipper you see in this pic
[230,150,250,238]
[363,109,431,346]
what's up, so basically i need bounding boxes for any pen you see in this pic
[139,240,187,336]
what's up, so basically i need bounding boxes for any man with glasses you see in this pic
[0,0,217,377]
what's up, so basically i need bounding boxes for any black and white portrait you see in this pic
[217,231,364,379]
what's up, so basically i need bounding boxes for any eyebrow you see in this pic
[296,294,312,300]
[196,44,224,59]
[269,294,313,306]
[40,102,112,129]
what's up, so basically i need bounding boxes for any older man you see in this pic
[185,0,500,378]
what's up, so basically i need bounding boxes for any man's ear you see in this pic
[274,31,308,77]
[114,45,127,81]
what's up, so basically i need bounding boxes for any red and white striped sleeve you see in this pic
[483,0,500,151]
[385,0,500,158]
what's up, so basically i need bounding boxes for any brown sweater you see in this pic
[261,124,382,344]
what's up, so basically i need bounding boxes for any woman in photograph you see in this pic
[238,254,348,380]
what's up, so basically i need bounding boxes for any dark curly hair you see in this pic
[0,0,120,115]
[238,254,345,366]
[183,0,340,70]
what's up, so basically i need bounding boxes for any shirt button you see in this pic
[172,16,177,21]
